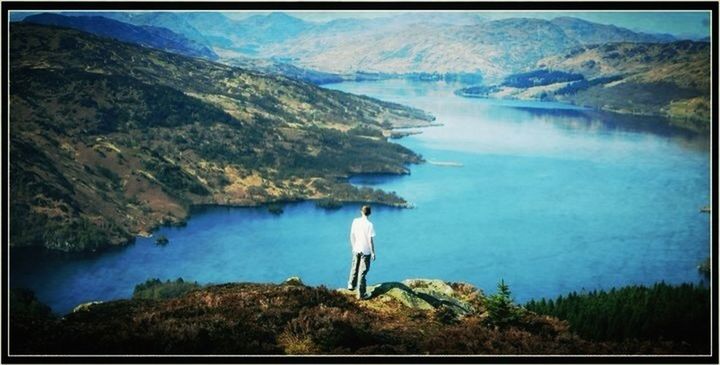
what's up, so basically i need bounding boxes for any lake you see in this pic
[10,79,710,315]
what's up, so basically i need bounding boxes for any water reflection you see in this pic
[512,106,708,151]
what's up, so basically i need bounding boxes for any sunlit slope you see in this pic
[9,23,434,252]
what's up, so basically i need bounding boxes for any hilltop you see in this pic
[9,23,435,252]
[22,13,219,61]
[9,277,705,355]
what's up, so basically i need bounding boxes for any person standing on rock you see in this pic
[348,205,376,300]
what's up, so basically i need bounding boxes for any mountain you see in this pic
[9,11,41,21]
[457,41,710,130]
[9,23,434,252]
[550,17,676,45]
[233,12,314,45]
[261,18,578,82]
[10,277,706,354]
[175,12,316,57]
[172,12,244,51]
[30,12,340,84]
[23,13,218,60]
[44,12,687,82]
[60,11,212,46]
[259,16,679,82]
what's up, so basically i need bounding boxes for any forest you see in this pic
[525,282,710,352]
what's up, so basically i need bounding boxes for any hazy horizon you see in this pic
[9,10,711,39]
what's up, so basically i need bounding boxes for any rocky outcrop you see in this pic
[337,278,482,318]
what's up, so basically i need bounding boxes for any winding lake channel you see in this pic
[11,79,710,314]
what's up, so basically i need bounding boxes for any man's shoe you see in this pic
[357,294,371,300]
[347,285,356,290]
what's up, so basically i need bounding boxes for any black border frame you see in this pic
[1,1,718,364]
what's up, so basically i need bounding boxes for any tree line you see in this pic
[525,282,709,349]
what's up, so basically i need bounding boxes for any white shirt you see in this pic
[350,216,375,255]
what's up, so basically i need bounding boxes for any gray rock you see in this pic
[72,301,103,313]
[337,278,481,318]
[283,276,304,286]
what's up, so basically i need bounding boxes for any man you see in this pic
[348,205,376,300]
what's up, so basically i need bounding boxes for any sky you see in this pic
[225,11,711,38]
[10,10,711,39]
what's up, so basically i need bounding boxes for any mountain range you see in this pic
[261,15,678,80]
[16,11,683,83]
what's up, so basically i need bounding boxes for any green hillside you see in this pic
[9,23,435,252]
[458,41,710,131]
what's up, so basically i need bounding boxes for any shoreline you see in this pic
[456,92,709,133]
[10,112,437,255]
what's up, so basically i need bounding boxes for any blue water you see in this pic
[11,80,710,315]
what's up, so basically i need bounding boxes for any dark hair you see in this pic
[361,205,371,216]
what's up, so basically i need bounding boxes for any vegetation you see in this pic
[501,69,584,88]
[454,85,499,97]
[133,278,201,300]
[267,204,284,215]
[525,282,710,352]
[10,288,54,319]
[698,257,710,279]
[457,41,710,131]
[567,81,703,116]
[9,23,433,252]
[347,125,384,138]
[554,75,624,95]
[485,280,525,327]
[9,279,703,355]
[315,199,343,210]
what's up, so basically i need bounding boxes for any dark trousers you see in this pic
[348,252,371,298]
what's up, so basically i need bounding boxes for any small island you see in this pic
[154,235,169,246]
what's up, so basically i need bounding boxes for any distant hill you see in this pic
[45,12,684,82]
[263,18,580,81]
[28,12,341,84]
[257,16,681,81]
[9,23,434,252]
[545,41,710,129]
[229,12,315,48]
[458,41,710,131]
[23,13,218,60]
[550,17,676,45]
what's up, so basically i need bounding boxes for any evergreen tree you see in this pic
[486,279,523,326]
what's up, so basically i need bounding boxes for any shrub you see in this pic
[133,278,201,300]
[95,165,121,187]
[486,280,524,327]
[282,306,374,353]
[502,70,584,88]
